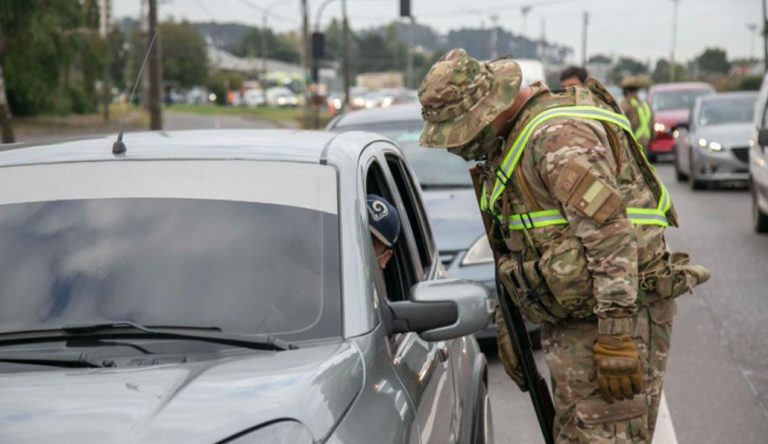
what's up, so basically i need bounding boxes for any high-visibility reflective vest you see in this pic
[630,97,652,141]
[479,105,673,232]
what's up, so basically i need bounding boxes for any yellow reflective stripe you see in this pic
[489,106,635,208]
[483,105,674,224]
[504,207,669,231]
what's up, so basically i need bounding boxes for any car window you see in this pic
[0,161,342,343]
[652,89,713,112]
[699,96,756,126]
[386,154,434,273]
[338,121,474,188]
[365,160,418,303]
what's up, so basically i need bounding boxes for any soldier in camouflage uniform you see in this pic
[418,49,709,443]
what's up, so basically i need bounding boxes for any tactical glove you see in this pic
[593,331,643,403]
[495,307,527,392]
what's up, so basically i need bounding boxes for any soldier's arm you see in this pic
[534,119,638,321]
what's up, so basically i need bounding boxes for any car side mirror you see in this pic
[388,279,492,341]
[758,128,768,147]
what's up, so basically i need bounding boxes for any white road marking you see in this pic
[654,392,679,444]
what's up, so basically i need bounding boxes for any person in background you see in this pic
[560,65,588,88]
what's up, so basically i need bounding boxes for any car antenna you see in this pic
[112,31,158,155]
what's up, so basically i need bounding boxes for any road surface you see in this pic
[487,164,768,443]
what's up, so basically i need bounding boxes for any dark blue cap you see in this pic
[367,194,400,248]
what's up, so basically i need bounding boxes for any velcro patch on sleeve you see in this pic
[554,158,623,224]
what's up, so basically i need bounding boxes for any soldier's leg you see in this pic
[543,319,649,444]
[642,299,677,439]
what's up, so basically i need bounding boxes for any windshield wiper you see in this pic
[0,351,106,368]
[0,320,296,351]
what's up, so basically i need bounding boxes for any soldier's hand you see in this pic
[495,307,527,392]
[592,333,643,403]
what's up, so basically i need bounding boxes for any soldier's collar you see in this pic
[501,82,550,135]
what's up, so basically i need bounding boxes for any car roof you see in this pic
[0,129,384,168]
[331,103,422,128]
[649,82,715,93]
[700,91,759,101]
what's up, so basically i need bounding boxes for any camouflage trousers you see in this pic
[541,299,677,443]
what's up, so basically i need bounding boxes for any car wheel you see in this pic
[690,151,706,190]
[647,152,657,163]
[752,184,768,233]
[472,381,492,444]
[675,151,688,182]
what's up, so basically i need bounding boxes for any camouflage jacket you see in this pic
[454,81,674,320]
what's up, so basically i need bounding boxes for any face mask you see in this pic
[449,125,504,161]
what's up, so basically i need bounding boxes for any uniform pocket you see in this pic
[538,237,594,318]
[648,300,676,326]
[574,396,648,443]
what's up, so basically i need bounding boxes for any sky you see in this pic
[113,0,764,64]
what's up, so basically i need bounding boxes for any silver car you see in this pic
[0,130,493,443]
[674,92,757,189]
[327,104,540,345]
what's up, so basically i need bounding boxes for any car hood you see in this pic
[696,123,753,147]
[423,188,485,252]
[0,342,363,444]
[655,109,690,126]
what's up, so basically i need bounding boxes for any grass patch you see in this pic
[167,104,303,122]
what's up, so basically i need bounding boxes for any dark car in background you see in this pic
[674,91,757,189]
[328,104,540,345]
[648,82,715,161]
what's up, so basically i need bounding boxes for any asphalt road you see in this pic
[486,164,768,443]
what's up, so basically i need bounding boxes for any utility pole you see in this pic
[261,13,268,80]
[301,0,311,121]
[670,0,680,82]
[101,0,111,123]
[521,6,531,37]
[342,0,351,107]
[490,14,499,60]
[406,16,415,89]
[147,0,162,130]
[762,0,768,72]
[581,11,589,66]
[749,23,758,61]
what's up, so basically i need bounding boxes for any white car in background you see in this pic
[243,89,265,107]
[266,87,299,107]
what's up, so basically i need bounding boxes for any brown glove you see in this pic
[593,332,643,403]
[495,307,527,392]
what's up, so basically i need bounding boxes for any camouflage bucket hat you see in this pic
[418,48,522,148]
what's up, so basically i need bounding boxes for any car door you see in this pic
[365,147,459,444]
[753,88,768,198]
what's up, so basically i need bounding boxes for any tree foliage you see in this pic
[695,47,730,74]
[236,28,300,64]
[160,20,208,90]
[0,0,106,115]
[610,57,648,84]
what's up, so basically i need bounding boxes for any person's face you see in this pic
[561,76,582,88]
[373,237,394,270]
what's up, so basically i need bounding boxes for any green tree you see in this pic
[610,57,648,84]
[237,28,300,64]
[652,59,687,83]
[160,20,208,90]
[588,54,612,64]
[695,47,730,74]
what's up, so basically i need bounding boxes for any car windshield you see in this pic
[698,96,756,126]
[0,161,341,343]
[652,89,712,112]
[340,121,474,187]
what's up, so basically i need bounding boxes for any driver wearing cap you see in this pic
[366,194,401,270]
